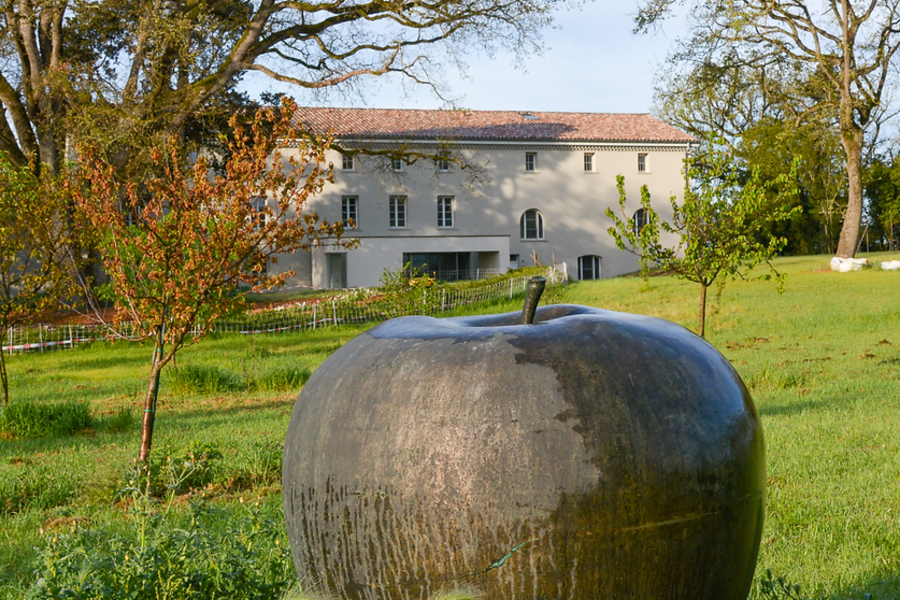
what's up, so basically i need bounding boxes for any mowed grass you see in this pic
[0,253,899,599]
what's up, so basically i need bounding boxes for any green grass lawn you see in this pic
[2,253,899,599]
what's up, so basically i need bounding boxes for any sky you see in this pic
[241,2,687,115]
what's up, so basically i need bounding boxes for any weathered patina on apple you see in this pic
[283,304,765,600]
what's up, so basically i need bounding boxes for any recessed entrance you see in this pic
[403,252,472,281]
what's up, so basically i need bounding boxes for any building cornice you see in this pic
[285,138,693,153]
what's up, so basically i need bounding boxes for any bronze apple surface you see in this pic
[283,304,765,600]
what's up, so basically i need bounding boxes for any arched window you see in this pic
[520,209,544,240]
[633,208,648,234]
[578,255,601,280]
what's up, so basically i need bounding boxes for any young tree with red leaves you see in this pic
[71,99,352,463]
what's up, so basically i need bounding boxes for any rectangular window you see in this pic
[392,158,403,172]
[584,153,594,172]
[638,153,647,173]
[437,152,450,172]
[579,255,601,280]
[342,154,354,171]
[525,152,537,172]
[389,195,407,228]
[341,196,358,229]
[437,196,454,228]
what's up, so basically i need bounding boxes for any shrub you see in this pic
[169,365,243,395]
[0,400,92,438]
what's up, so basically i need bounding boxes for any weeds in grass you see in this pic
[26,500,295,600]
[746,368,811,391]
[169,365,243,394]
[0,464,77,515]
[231,439,282,489]
[756,570,818,600]
[253,366,312,392]
[173,360,310,395]
[97,407,135,433]
[0,400,91,438]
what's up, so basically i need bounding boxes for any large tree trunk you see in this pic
[836,124,864,258]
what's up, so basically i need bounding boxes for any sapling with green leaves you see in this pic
[606,144,799,337]
[70,98,354,463]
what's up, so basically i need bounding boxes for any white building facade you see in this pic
[277,108,694,289]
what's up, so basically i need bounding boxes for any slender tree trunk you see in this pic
[138,338,165,463]
[698,283,708,338]
[0,341,8,407]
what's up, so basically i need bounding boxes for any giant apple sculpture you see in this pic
[283,304,765,600]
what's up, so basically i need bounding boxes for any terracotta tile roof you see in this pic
[293,107,695,143]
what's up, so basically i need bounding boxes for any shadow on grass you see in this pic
[0,431,134,467]
[757,400,831,418]
[156,398,296,432]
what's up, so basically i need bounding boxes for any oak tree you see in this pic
[70,99,352,462]
[638,0,900,258]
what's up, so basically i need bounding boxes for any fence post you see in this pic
[68,324,73,349]
[332,300,338,326]
[39,324,43,352]
[442,289,446,311]
[313,303,317,330]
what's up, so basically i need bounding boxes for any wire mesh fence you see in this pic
[3,265,567,356]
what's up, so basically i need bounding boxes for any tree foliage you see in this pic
[737,117,846,255]
[0,159,73,406]
[69,98,353,462]
[639,0,900,258]
[606,144,799,337]
[1,0,558,175]
[865,156,900,251]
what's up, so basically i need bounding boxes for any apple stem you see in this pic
[522,276,547,324]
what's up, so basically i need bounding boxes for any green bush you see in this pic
[169,365,243,395]
[0,400,92,438]
[25,501,295,600]
[0,465,77,516]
